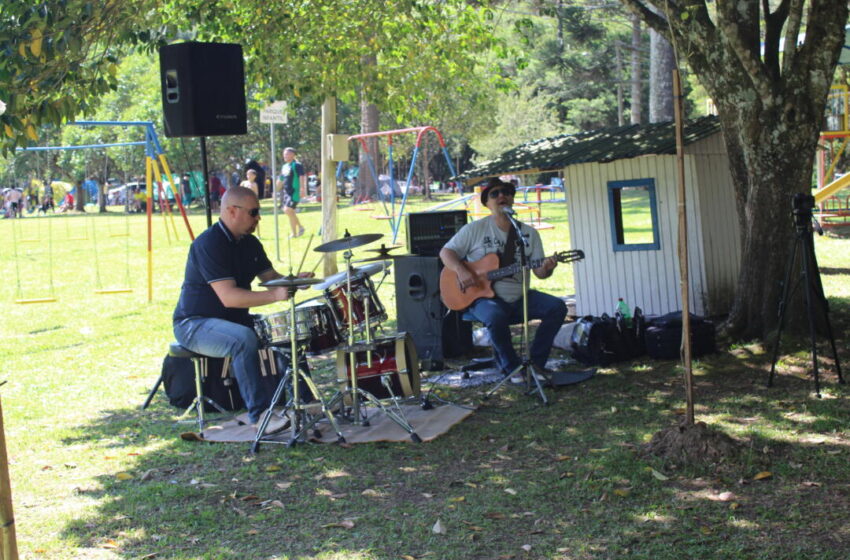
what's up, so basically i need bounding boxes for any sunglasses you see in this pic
[234,205,260,217]
[488,188,515,199]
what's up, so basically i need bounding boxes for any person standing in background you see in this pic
[276,147,305,238]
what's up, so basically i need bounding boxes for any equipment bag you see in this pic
[570,307,648,366]
[644,311,716,360]
[161,355,246,411]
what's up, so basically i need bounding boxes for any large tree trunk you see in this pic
[622,0,848,339]
[630,15,643,124]
[648,25,674,122]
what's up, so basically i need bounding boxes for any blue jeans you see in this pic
[467,290,567,375]
[174,317,269,423]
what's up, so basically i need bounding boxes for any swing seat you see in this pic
[94,288,133,295]
[15,297,58,304]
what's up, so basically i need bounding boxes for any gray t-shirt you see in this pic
[443,215,544,303]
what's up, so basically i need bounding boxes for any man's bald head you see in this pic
[221,186,257,212]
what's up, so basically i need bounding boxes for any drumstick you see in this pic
[310,257,323,275]
[296,233,314,275]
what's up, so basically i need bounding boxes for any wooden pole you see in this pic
[673,69,695,426]
[0,396,20,560]
[320,97,339,278]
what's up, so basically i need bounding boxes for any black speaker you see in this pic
[159,42,247,137]
[394,256,472,370]
[406,210,468,256]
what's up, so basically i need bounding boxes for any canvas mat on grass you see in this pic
[187,403,475,444]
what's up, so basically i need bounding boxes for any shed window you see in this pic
[608,178,660,251]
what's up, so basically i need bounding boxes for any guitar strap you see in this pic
[499,224,518,269]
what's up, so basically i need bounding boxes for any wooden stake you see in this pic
[673,69,695,426]
[0,396,19,560]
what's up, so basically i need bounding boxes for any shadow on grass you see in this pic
[53,334,850,560]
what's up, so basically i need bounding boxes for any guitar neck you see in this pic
[486,257,548,282]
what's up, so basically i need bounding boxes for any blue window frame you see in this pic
[607,178,661,251]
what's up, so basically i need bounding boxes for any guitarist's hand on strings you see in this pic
[454,262,478,292]
[533,256,558,279]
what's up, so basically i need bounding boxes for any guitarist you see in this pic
[439,177,567,381]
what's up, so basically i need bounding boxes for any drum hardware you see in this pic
[314,235,421,442]
[314,231,384,253]
[252,276,346,453]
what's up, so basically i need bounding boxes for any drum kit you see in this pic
[251,232,423,452]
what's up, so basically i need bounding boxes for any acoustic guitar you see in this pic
[439,250,585,311]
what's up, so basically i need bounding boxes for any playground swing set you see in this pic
[11,120,195,304]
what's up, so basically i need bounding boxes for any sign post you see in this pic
[260,101,288,261]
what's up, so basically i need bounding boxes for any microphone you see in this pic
[501,207,515,216]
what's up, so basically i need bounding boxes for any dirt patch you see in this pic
[644,420,743,467]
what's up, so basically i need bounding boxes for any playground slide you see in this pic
[815,172,850,203]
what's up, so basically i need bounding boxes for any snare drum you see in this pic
[336,333,420,400]
[324,273,387,333]
[256,307,315,346]
[297,298,343,355]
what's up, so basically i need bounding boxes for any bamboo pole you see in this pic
[673,69,695,426]
[0,396,20,560]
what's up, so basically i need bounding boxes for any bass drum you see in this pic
[336,333,420,400]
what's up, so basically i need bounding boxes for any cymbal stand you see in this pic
[484,215,550,404]
[251,291,345,453]
[326,250,420,441]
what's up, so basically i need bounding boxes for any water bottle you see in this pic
[616,298,632,327]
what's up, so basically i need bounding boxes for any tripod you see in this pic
[484,212,550,404]
[251,276,346,453]
[768,194,843,397]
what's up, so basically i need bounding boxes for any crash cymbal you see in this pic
[259,276,324,288]
[312,263,391,290]
[314,232,383,253]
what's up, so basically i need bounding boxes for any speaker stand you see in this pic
[200,136,212,228]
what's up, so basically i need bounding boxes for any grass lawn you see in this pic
[0,195,848,560]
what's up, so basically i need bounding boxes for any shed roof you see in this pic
[462,115,721,184]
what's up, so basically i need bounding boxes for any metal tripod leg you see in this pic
[287,367,346,445]
[483,359,549,405]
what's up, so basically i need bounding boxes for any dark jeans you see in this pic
[467,290,567,374]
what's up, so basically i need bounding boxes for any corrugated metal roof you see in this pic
[461,115,721,184]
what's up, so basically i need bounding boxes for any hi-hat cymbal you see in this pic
[259,276,324,288]
[314,233,383,253]
[353,254,399,263]
[364,243,404,253]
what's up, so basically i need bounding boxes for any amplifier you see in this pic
[406,210,468,256]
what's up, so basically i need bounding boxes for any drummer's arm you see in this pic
[211,279,289,309]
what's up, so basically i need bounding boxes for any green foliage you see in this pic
[0,0,166,154]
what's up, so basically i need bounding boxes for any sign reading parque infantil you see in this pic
[260,101,288,124]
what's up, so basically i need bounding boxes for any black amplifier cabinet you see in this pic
[394,256,472,370]
[406,210,467,257]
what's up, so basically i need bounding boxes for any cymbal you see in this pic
[353,254,399,263]
[364,243,404,253]
[312,263,391,290]
[314,233,383,253]
[259,276,324,288]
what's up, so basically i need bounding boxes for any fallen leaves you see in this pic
[432,519,446,534]
[753,471,773,481]
[322,519,355,530]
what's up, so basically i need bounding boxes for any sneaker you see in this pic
[253,409,290,435]
[290,225,305,239]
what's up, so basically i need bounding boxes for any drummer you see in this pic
[172,186,311,427]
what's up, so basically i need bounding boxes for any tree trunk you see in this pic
[630,15,642,124]
[356,98,380,202]
[649,26,674,123]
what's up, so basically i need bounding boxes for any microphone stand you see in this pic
[484,210,549,404]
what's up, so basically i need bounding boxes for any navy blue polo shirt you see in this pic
[173,221,273,327]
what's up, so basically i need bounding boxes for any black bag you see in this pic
[644,311,716,359]
[161,349,292,411]
[161,355,246,411]
[570,306,649,366]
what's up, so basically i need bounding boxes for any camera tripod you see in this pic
[768,194,843,397]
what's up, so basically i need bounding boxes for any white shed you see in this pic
[463,116,740,318]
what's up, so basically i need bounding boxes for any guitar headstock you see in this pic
[553,249,585,264]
